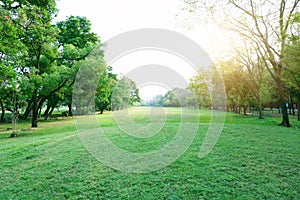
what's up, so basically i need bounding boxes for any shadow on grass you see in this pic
[0,117,76,139]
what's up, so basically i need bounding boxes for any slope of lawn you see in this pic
[0,108,299,199]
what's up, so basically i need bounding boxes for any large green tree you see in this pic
[0,1,27,129]
[13,0,59,127]
[20,15,99,126]
[1,0,100,131]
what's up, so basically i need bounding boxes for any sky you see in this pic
[55,0,229,100]
[55,0,180,40]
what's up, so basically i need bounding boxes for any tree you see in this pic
[20,15,99,125]
[15,0,59,127]
[147,95,165,107]
[231,41,266,118]
[53,16,99,116]
[1,1,101,136]
[0,66,14,122]
[111,76,140,111]
[0,2,28,136]
[147,88,198,108]
[218,59,252,115]
[182,0,300,127]
[283,12,300,120]
[95,66,118,114]
[0,4,24,123]
[189,73,211,108]
[42,92,63,120]
[72,43,106,115]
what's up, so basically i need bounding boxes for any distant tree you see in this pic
[111,76,140,111]
[189,73,211,108]
[148,95,165,107]
[95,66,118,114]
[72,44,106,115]
[231,41,266,118]
[219,59,252,115]
[148,88,197,108]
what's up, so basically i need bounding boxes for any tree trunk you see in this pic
[258,105,264,119]
[38,106,42,118]
[292,103,295,116]
[289,94,293,115]
[43,105,51,117]
[10,91,18,138]
[243,105,247,116]
[279,101,291,127]
[31,89,38,127]
[45,106,55,120]
[22,100,33,120]
[38,99,46,118]
[297,100,300,121]
[276,79,291,127]
[258,98,264,119]
[10,110,17,138]
[0,99,5,122]
[44,106,51,120]
[234,105,237,113]
[68,103,73,116]
[291,100,296,115]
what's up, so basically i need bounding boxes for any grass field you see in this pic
[0,108,299,199]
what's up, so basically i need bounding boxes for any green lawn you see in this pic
[0,108,299,199]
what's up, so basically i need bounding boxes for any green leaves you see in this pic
[189,73,211,108]
[57,16,99,49]
[111,76,140,111]
[1,0,102,126]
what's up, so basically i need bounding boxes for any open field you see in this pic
[0,108,299,199]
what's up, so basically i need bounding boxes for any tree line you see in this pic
[145,0,300,127]
[0,0,139,136]
[182,0,300,127]
[145,88,198,107]
[1,0,299,134]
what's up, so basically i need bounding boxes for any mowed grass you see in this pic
[0,108,299,199]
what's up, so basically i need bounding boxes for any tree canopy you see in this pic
[181,0,300,126]
[0,0,140,136]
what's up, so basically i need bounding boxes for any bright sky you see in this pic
[55,0,229,100]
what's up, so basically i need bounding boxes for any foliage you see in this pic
[0,0,102,129]
[283,12,300,99]
[111,76,140,110]
[189,73,211,108]
[147,88,198,107]
[95,66,118,113]
[57,16,98,49]
[181,0,300,126]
